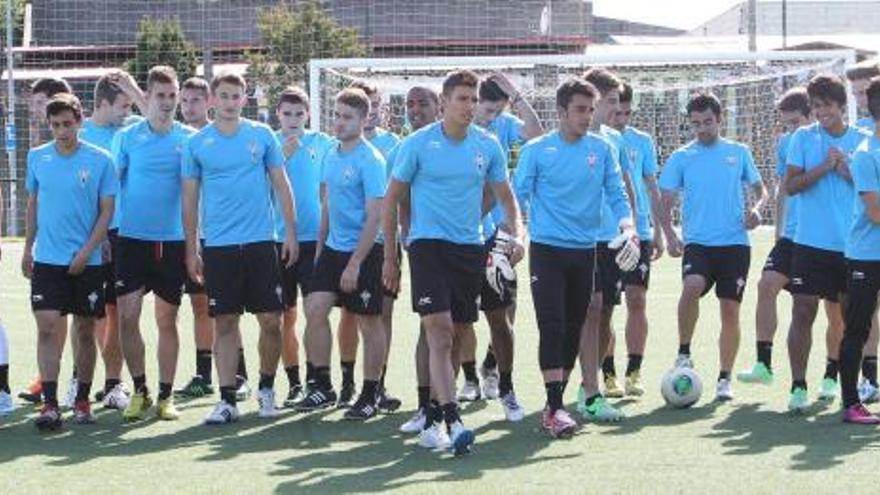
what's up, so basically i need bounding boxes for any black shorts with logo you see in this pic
[682,244,751,302]
[203,241,284,317]
[31,263,106,317]
[480,233,517,312]
[114,236,187,306]
[276,241,317,308]
[789,243,847,302]
[310,243,384,315]
[763,237,795,278]
[596,242,623,307]
[621,241,653,289]
[408,239,484,324]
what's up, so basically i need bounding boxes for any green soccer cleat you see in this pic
[788,387,809,414]
[817,378,837,402]
[736,362,774,385]
[174,375,215,398]
[581,395,624,422]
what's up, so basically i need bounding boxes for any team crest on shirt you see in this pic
[136,131,149,143]
[725,155,737,166]
[308,146,317,162]
[78,168,91,187]
[248,141,261,164]
[627,148,638,164]
[343,165,356,181]
[474,151,486,171]
[587,152,598,168]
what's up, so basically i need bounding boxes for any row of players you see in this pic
[2,59,880,453]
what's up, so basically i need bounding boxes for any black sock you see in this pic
[259,373,275,391]
[305,361,315,384]
[462,361,479,383]
[220,385,237,406]
[196,350,213,383]
[158,382,172,401]
[315,366,331,390]
[824,358,839,381]
[441,401,461,427]
[72,366,78,380]
[362,380,378,402]
[718,371,731,382]
[499,371,513,396]
[545,381,563,412]
[585,392,601,407]
[379,365,388,390]
[0,364,9,393]
[482,348,497,370]
[560,378,569,396]
[417,386,430,410]
[792,379,807,392]
[43,381,58,407]
[678,343,691,356]
[75,381,92,402]
[103,378,120,394]
[285,365,300,388]
[757,341,773,369]
[341,360,355,387]
[863,356,878,387]
[625,354,643,376]
[602,356,616,379]
[133,375,148,395]
[237,348,248,380]
[424,400,442,429]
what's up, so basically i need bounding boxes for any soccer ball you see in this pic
[661,367,702,408]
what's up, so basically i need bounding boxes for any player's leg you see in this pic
[0,318,11,416]
[96,230,126,407]
[819,300,844,401]
[484,304,521,420]
[712,246,749,401]
[336,308,359,408]
[859,309,880,403]
[622,241,652,396]
[71,315,98,424]
[675,245,711,368]
[376,294,402,412]
[115,237,153,420]
[401,323,431,433]
[34,309,65,430]
[175,289,214,398]
[456,319,480,401]
[154,298,181,419]
[840,261,880,423]
[596,243,623,397]
[279,241,315,407]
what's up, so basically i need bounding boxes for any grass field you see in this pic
[0,229,877,494]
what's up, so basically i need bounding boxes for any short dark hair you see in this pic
[846,59,880,82]
[94,71,127,107]
[146,65,178,90]
[685,92,723,118]
[276,86,309,111]
[479,78,508,103]
[867,76,880,121]
[776,87,810,117]
[556,78,597,110]
[582,68,622,96]
[181,77,210,96]
[407,86,439,105]
[619,82,634,104]
[210,72,247,93]
[336,88,370,117]
[30,77,72,98]
[806,74,848,107]
[46,93,84,121]
[442,70,479,97]
[348,79,378,98]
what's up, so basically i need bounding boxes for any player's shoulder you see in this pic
[669,139,701,159]
[624,126,653,146]
[79,141,114,163]
[468,123,503,149]
[521,130,556,150]
[241,118,276,137]
[360,138,387,164]
[850,124,873,139]
[584,130,615,152]
[402,122,439,147]
[717,137,750,153]
[28,141,56,161]
[377,127,401,142]
[791,122,821,140]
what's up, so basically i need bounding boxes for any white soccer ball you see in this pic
[661,367,702,408]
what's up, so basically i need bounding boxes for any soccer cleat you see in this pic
[257,388,280,418]
[103,383,131,410]
[235,377,252,402]
[581,395,624,422]
[542,407,577,439]
[294,387,337,412]
[344,394,379,421]
[418,422,451,450]
[674,355,694,369]
[0,391,16,417]
[500,391,525,422]
[624,371,645,396]
[156,398,180,421]
[736,362,774,385]
[399,407,427,434]
[336,383,356,409]
[448,421,475,456]
[604,375,625,398]
[34,404,63,431]
[94,389,106,402]
[842,403,880,424]
[817,378,838,402]
[122,392,153,422]
[18,376,42,404]
[204,400,239,425]
[283,384,305,408]
[61,378,78,410]
[174,375,215,398]
[715,379,734,402]
[575,385,588,415]
[457,380,482,402]
[72,400,96,424]
[788,387,809,414]
[859,379,880,404]
[480,366,500,400]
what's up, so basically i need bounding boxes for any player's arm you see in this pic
[744,180,768,230]
[398,187,412,242]
[785,159,835,195]
[70,196,113,275]
[268,167,298,267]
[861,192,880,224]
[182,178,201,256]
[644,175,665,257]
[341,197,382,293]
[490,181,524,264]
[22,194,37,278]
[774,184,786,240]
[316,183,329,261]
[112,71,147,116]
[490,73,542,140]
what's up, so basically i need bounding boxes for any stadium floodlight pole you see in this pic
[4,0,17,236]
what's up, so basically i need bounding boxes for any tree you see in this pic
[0,0,26,47]
[246,1,367,104]
[125,18,198,87]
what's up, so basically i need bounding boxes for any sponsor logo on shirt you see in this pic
[428,140,442,149]
[725,155,737,166]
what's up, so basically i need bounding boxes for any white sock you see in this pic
[0,320,8,365]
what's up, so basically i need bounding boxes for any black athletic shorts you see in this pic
[682,244,751,302]
[596,242,623,307]
[621,241,653,289]
[31,263,106,317]
[114,236,187,306]
[103,229,119,305]
[203,241,284,317]
[276,241,317,308]
[480,232,517,312]
[762,237,795,279]
[790,243,847,302]
[310,243,383,315]
[408,239,484,323]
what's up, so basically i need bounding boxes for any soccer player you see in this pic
[271,86,334,407]
[113,66,195,421]
[606,81,665,397]
[183,73,298,425]
[659,92,767,403]
[839,75,880,424]
[784,74,871,413]
[383,70,524,456]
[456,73,541,408]
[514,78,636,437]
[23,94,116,429]
[295,88,388,420]
[846,60,880,132]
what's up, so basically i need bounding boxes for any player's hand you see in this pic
[282,134,300,159]
[489,73,518,100]
[68,250,89,276]
[21,251,33,279]
[340,261,360,293]
[186,249,204,285]
[382,258,401,295]
[836,157,851,178]
[827,147,846,169]
[281,234,299,268]
[109,71,139,95]
[100,239,112,264]
[666,231,684,258]
[744,207,761,230]
[494,229,524,266]
[652,231,665,261]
